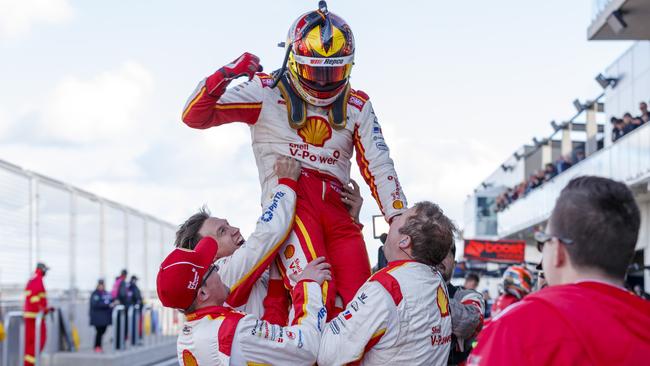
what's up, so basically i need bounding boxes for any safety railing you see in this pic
[1,310,44,366]
[111,305,127,351]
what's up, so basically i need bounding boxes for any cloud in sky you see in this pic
[0,0,73,39]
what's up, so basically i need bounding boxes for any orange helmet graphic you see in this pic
[501,265,533,299]
[286,2,355,106]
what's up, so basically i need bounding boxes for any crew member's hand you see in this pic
[274,156,302,181]
[294,257,332,285]
[220,52,263,81]
[341,179,363,224]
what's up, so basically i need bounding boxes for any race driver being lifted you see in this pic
[181,1,407,318]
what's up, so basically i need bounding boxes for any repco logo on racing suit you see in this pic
[261,191,286,222]
[289,143,340,166]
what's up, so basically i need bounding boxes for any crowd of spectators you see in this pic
[611,101,649,142]
[495,150,585,212]
[495,100,649,213]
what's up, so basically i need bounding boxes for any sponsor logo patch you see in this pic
[284,244,295,259]
[261,191,286,222]
[436,285,450,317]
[392,200,404,210]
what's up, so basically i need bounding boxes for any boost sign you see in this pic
[464,239,526,263]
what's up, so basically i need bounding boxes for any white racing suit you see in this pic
[318,260,453,366]
[215,178,296,314]
[182,72,408,318]
[177,280,326,366]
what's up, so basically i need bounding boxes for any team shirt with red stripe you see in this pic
[215,179,297,311]
[177,280,326,366]
[182,73,407,220]
[317,260,453,365]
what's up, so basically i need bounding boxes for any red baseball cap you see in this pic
[156,237,219,310]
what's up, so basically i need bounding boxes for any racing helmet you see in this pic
[501,265,533,299]
[286,4,355,106]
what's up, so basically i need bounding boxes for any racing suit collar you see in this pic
[184,305,231,321]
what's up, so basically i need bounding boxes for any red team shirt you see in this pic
[468,281,650,365]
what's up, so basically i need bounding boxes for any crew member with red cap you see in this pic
[173,156,301,323]
[158,234,330,365]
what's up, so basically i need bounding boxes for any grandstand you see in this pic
[463,38,650,292]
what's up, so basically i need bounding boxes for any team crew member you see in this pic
[490,265,532,317]
[181,2,407,318]
[157,237,329,365]
[469,176,650,365]
[437,242,484,365]
[23,263,50,366]
[174,157,300,321]
[318,202,455,365]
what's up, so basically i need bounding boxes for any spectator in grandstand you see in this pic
[90,279,113,353]
[543,163,557,181]
[469,176,650,365]
[490,265,532,317]
[464,273,480,290]
[611,117,626,142]
[622,112,635,133]
[573,148,585,163]
[639,101,649,123]
[629,116,645,131]
[438,242,484,365]
[555,155,572,173]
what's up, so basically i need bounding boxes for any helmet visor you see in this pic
[292,54,353,84]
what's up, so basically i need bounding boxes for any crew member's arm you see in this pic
[352,96,408,222]
[220,157,300,307]
[181,52,265,129]
[317,281,395,366]
[450,288,485,340]
[230,259,329,365]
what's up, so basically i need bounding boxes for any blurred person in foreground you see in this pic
[23,262,51,366]
[318,202,455,365]
[469,176,650,365]
[158,236,329,365]
[89,279,113,352]
[438,242,484,365]
[463,273,480,291]
[490,265,532,317]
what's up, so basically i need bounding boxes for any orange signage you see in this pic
[464,239,525,263]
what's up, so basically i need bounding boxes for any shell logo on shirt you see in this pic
[297,116,332,147]
[436,285,450,317]
[182,350,198,366]
[284,244,296,259]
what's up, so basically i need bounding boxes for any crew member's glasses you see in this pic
[534,231,574,253]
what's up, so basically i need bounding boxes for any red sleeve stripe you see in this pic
[211,103,262,125]
[291,280,310,325]
[370,270,403,306]
[182,86,206,120]
[353,127,384,215]
[226,212,295,307]
[217,312,245,356]
[347,328,386,366]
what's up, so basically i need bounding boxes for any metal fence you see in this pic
[0,158,176,298]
